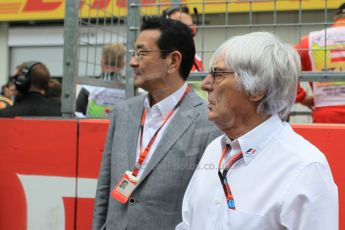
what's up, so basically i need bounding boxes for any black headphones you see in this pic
[14,61,41,94]
[162,5,190,18]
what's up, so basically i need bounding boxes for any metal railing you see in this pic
[62,0,345,122]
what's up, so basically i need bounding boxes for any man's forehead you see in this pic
[135,29,161,48]
[211,55,226,68]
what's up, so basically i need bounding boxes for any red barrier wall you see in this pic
[294,124,345,229]
[0,119,78,230]
[0,119,343,229]
[75,120,109,229]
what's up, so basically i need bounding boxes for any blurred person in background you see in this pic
[0,81,16,110]
[0,61,61,117]
[295,2,345,123]
[76,43,126,118]
[163,5,203,73]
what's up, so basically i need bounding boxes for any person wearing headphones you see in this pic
[163,5,203,73]
[163,5,208,100]
[0,61,61,117]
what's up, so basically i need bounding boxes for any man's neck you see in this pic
[221,113,269,140]
[149,80,185,106]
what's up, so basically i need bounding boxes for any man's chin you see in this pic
[214,119,235,132]
[133,78,143,88]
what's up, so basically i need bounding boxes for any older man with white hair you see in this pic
[176,32,338,230]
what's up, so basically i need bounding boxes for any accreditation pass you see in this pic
[112,171,139,204]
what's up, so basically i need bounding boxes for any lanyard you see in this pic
[132,85,190,177]
[218,144,243,209]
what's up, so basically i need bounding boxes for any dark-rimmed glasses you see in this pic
[209,66,235,84]
[129,49,172,60]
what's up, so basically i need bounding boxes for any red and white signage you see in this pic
[0,119,344,230]
[330,49,345,63]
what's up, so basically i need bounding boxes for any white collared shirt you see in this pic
[176,114,338,230]
[135,82,188,178]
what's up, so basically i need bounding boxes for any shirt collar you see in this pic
[221,114,284,165]
[144,82,188,119]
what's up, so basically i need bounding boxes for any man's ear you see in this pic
[249,91,266,102]
[167,51,182,74]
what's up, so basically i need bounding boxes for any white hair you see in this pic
[210,32,301,120]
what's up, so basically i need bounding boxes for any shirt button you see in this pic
[215,199,221,205]
[129,197,136,205]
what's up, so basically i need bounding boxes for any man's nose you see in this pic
[130,56,139,68]
[201,74,213,92]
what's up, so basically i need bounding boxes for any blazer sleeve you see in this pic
[92,107,117,230]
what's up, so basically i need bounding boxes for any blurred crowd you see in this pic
[0,62,62,117]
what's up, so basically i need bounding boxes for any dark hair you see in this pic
[336,3,345,15]
[17,62,50,91]
[46,79,62,98]
[140,17,195,80]
[0,85,5,96]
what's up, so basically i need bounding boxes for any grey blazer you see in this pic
[93,89,220,230]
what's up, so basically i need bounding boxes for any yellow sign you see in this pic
[0,0,343,21]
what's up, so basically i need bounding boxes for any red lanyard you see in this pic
[218,144,243,209]
[132,85,190,177]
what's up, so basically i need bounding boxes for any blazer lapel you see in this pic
[127,95,146,170]
[137,91,203,185]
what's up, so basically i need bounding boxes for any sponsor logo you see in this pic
[245,148,256,155]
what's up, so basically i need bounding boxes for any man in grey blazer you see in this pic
[93,17,220,230]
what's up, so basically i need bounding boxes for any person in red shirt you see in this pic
[295,3,345,123]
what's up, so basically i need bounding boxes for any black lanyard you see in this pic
[218,144,243,209]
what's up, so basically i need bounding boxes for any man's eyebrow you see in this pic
[212,66,226,71]
[135,44,145,49]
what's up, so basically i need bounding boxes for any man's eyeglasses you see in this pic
[209,67,235,84]
[129,49,172,60]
